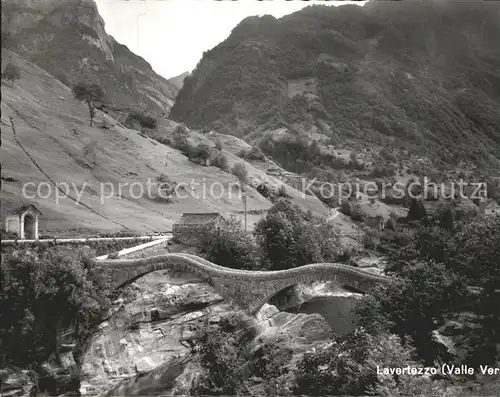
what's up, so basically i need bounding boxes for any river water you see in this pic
[270,281,363,336]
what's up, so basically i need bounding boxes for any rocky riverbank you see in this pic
[79,269,359,396]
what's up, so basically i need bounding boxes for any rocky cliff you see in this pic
[1,0,178,113]
[167,71,190,91]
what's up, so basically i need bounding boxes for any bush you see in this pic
[254,199,340,270]
[0,248,110,365]
[215,138,224,150]
[237,146,266,161]
[363,228,380,249]
[211,152,229,171]
[0,230,18,240]
[0,238,149,256]
[356,259,469,364]
[201,217,261,270]
[195,143,212,163]
[277,184,288,198]
[125,111,158,129]
[231,162,248,183]
[2,62,21,85]
[293,328,430,396]
[350,205,366,222]
[155,173,177,202]
[190,315,292,396]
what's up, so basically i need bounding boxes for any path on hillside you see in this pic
[7,109,132,231]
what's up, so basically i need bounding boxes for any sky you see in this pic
[95,0,366,79]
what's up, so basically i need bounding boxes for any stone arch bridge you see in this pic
[93,253,392,314]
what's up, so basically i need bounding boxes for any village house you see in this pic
[479,199,500,216]
[365,215,385,232]
[172,212,227,246]
[4,204,42,240]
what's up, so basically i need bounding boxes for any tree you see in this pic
[215,138,224,151]
[211,152,229,172]
[254,199,340,270]
[2,62,21,86]
[407,198,427,221]
[201,217,261,270]
[125,111,157,129]
[356,260,468,364]
[155,173,176,202]
[190,318,249,396]
[82,140,98,168]
[293,328,402,396]
[360,215,500,367]
[438,204,455,230]
[0,247,110,365]
[197,144,212,164]
[232,162,248,184]
[72,81,105,127]
[255,211,297,270]
[190,316,292,396]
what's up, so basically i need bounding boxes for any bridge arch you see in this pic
[94,253,391,314]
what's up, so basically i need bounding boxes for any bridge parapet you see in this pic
[94,254,391,314]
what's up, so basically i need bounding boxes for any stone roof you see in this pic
[14,204,43,215]
[175,212,224,225]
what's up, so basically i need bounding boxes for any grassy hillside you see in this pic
[1,49,332,237]
[170,0,500,172]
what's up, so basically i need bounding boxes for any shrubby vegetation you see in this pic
[0,238,153,256]
[190,317,451,396]
[201,217,261,270]
[231,162,249,184]
[190,315,293,396]
[358,215,500,366]
[200,199,341,271]
[255,182,290,203]
[259,136,354,174]
[210,151,229,171]
[293,327,449,397]
[0,247,110,366]
[157,126,230,171]
[155,173,177,203]
[125,110,158,130]
[237,146,266,161]
[195,200,499,395]
[1,62,21,86]
[254,200,341,270]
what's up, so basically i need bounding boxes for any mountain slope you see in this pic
[170,0,500,172]
[168,71,190,91]
[1,0,178,113]
[0,49,332,237]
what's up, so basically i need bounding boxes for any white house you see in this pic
[5,204,42,240]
